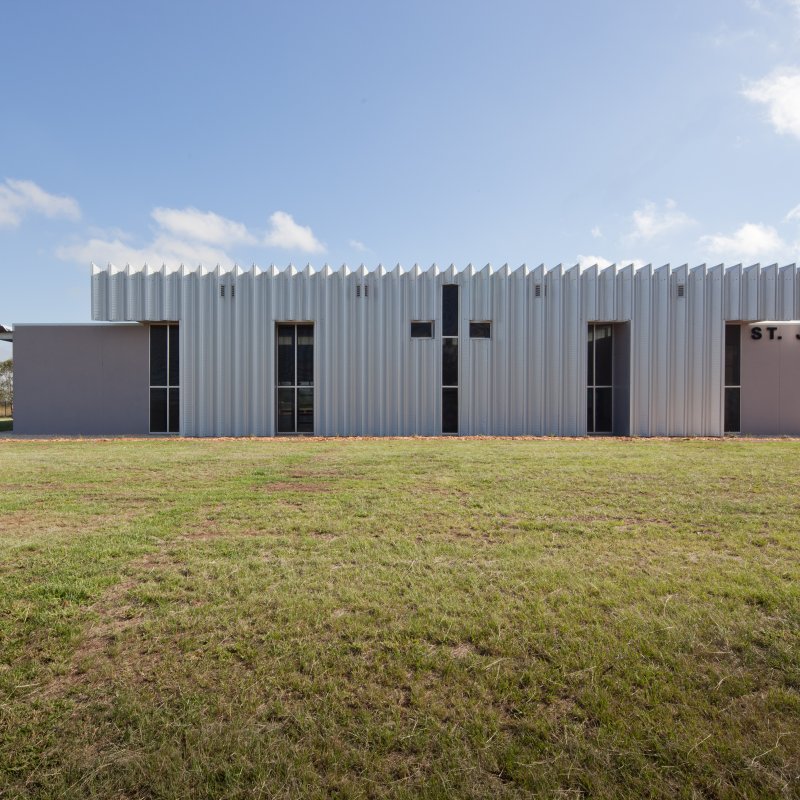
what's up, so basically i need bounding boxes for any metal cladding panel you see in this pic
[780,265,795,320]
[724,264,742,321]
[743,264,760,321]
[761,264,778,321]
[669,265,689,434]
[90,262,800,437]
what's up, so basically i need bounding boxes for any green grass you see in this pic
[0,437,798,799]
[0,417,11,432]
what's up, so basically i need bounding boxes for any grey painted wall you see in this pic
[14,324,150,435]
[740,322,800,435]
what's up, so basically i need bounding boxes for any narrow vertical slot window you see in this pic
[442,388,458,434]
[724,324,741,433]
[442,284,459,337]
[442,339,458,386]
[441,284,459,433]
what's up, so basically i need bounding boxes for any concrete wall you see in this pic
[14,324,150,435]
[741,322,800,435]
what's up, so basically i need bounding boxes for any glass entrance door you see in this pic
[276,323,314,434]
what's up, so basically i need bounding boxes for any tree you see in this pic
[0,359,12,416]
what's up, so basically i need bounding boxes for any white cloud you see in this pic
[577,255,646,270]
[264,211,325,253]
[699,222,789,260]
[625,199,696,243]
[709,25,757,49]
[56,235,233,270]
[58,205,327,267]
[0,178,80,228]
[151,207,256,246]
[743,67,800,139]
[590,226,602,239]
[785,203,800,221]
[349,239,370,253]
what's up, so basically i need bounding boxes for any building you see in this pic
[10,261,800,437]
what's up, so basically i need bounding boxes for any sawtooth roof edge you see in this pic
[90,261,794,277]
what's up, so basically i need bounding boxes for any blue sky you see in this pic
[2,0,800,358]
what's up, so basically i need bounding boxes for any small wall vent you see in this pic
[534,284,542,298]
[231,285,235,298]
[220,285,225,298]
[677,284,685,298]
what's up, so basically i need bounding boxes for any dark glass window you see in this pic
[724,324,741,433]
[150,388,168,433]
[442,284,459,337]
[725,388,741,434]
[150,325,168,386]
[168,388,180,433]
[469,322,491,339]
[168,325,180,386]
[297,325,314,386]
[277,388,295,433]
[587,323,613,435]
[442,339,458,386]
[725,324,740,387]
[411,321,433,338]
[277,325,295,386]
[594,387,613,433]
[297,388,314,432]
[276,324,314,434]
[442,388,458,434]
[150,325,179,433]
[594,325,613,386]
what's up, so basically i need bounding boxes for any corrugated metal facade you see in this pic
[91,262,800,437]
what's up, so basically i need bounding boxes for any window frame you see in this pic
[469,321,491,339]
[410,320,434,339]
[275,322,315,435]
[149,323,179,435]
[724,323,741,434]
[441,284,459,434]
[587,323,613,435]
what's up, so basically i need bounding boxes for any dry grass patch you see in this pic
[0,437,798,799]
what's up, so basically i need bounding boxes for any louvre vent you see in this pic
[356,284,361,297]
[534,284,542,298]
[677,284,685,298]
[231,285,235,298]
[220,285,225,298]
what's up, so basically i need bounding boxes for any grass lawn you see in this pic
[0,437,798,799]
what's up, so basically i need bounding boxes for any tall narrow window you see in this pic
[442,284,459,433]
[724,324,741,433]
[150,324,179,433]
[276,323,314,434]
[587,323,612,434]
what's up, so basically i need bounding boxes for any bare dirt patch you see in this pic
[451,642,477,659]
[40,550,174,700]
[260,481,331,492]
